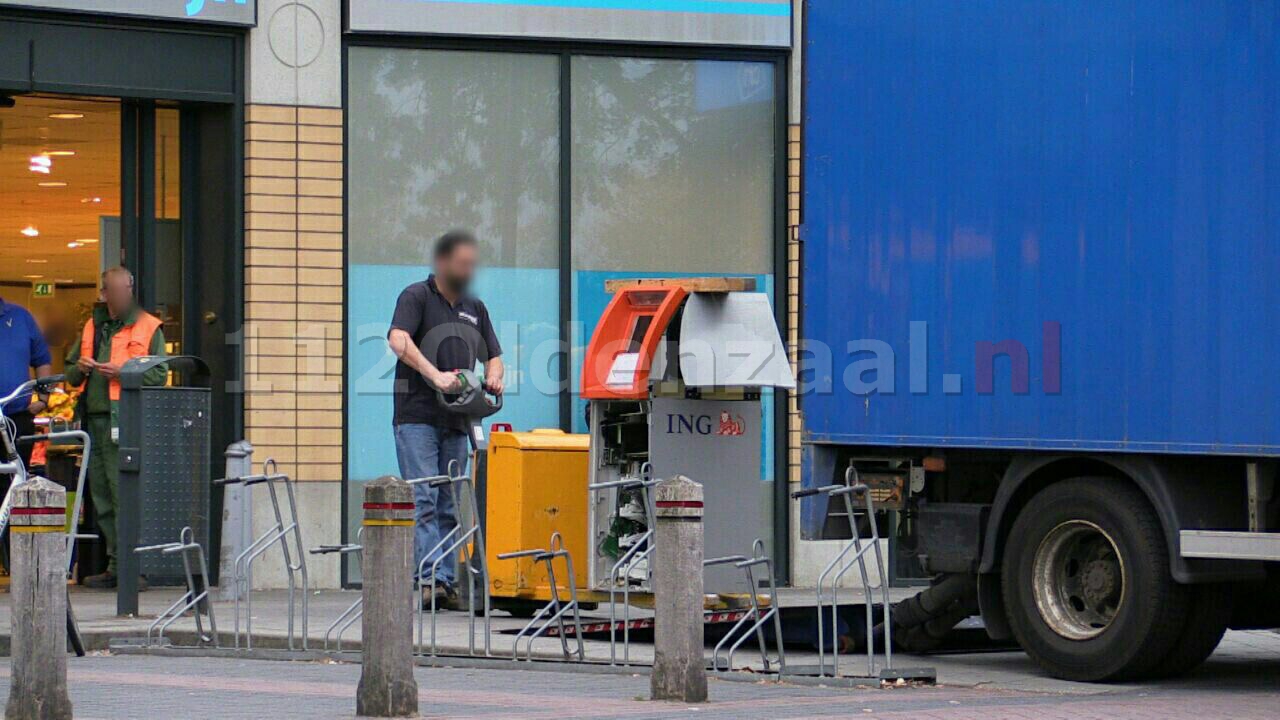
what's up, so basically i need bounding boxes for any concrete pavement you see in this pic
[2,651,1278,719]
[2,587,1279,716]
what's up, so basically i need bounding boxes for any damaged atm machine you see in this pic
[581,278,795,594]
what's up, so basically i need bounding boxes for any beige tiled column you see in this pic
[240,0,345,589]
[243,103,345,587]
[787,123,803,486]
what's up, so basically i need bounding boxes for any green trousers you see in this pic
[86,414,118,574]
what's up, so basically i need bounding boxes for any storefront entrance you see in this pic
[0,9,246,578]
[0,95,185,366]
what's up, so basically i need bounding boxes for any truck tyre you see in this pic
[1147,582,1230,677]
[1001,477,1189,681]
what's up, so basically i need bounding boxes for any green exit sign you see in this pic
[31,281,55,298]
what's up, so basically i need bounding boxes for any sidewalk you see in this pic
[3,587,1279,697]
[2,651,1279,719]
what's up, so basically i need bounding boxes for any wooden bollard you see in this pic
[650,475,708,703]
[5,477,72,720]
[356,476,419,718]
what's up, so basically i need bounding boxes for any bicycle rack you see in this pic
[310,531,363,653]
[26,423,93,562]
[704,538,786,675]
[498,532,585,662]
[311,538,363,650]
[5,423,93,565]
[133,527,218,648]
[411,459,491,657]
[588,463,659,666]
[214,458,310,650]
[0,381,89,657]
[791,467,895,679]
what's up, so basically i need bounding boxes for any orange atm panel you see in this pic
[580,286,687,400]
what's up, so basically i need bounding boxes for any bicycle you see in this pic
[0,374,89,656]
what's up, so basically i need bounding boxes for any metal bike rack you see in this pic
[412,459,491,657]
[214,458,309,650]
[310,533,363,653]
[22,421,93,561]
[498,532,585,662]
[133,526,218,647]
[791,467,896,679]
[0,377,90,656]
[704,538,786,675]
[589,464,659,666]
[13,423,94,574]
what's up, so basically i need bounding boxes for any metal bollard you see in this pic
[6,477,73,720]
[218,440,254,601]
[356,477,418,718]
[650,475,708,704]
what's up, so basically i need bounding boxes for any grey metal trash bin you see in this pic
[116,355,211,616]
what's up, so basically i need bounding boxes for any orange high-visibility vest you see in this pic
[28,434,47,469]
[78,310,163,402]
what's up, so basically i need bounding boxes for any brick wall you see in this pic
[243,104,345,485]
[787,123,802,485]
[242,104,346,587]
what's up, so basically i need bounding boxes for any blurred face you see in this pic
[103,271,135,317]
[435,243,478,296]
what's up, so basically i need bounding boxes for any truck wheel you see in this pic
[1001,477,1189,681]
[1147,582,1230,677]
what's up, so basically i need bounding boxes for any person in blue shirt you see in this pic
[0,294,53,471]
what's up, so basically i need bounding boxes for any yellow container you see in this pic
[486,429,591,607]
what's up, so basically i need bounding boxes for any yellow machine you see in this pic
[484,428,606,615]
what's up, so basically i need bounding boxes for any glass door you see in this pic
[121,101,176,335]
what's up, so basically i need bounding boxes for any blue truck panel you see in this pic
[801,0,1280,457]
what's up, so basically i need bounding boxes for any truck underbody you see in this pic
[804,445,1280,681]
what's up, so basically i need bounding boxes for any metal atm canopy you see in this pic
[581,277,794,594]
[581,278,795,400]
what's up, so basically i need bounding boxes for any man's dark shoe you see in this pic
[442,583,463,611]
[421,582,453,610]
[82,571,116,589]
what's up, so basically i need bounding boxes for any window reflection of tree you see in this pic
[348,50,775,277]
[349,49,559,270]
[571,57,774,275]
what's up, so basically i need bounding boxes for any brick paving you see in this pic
[1,653,1277,719]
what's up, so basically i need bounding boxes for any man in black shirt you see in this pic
[388,230,504,607]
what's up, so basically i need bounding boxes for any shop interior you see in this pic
[0,94,183,368]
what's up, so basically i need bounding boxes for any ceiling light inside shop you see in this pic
[22,274,43,279]
[25,259,47,264]
[44,150,76,156]
[77,237,99,244]
[48,113,84,120]
[66,241,84,249]
[37,181,67,188]
[20,226,39,237]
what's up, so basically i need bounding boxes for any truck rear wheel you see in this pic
[1001,477,1189,681]
[1148,582,1230,677]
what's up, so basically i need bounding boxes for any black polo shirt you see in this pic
[389,275,502,429]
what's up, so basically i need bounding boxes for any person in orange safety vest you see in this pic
[64,266,167,589]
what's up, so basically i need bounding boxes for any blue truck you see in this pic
[800,0,1279,680]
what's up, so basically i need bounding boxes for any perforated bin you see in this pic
[116,355,211,614]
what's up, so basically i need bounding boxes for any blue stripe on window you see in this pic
[409,0,791,17]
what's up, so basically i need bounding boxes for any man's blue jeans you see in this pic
[393,423,470,586]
